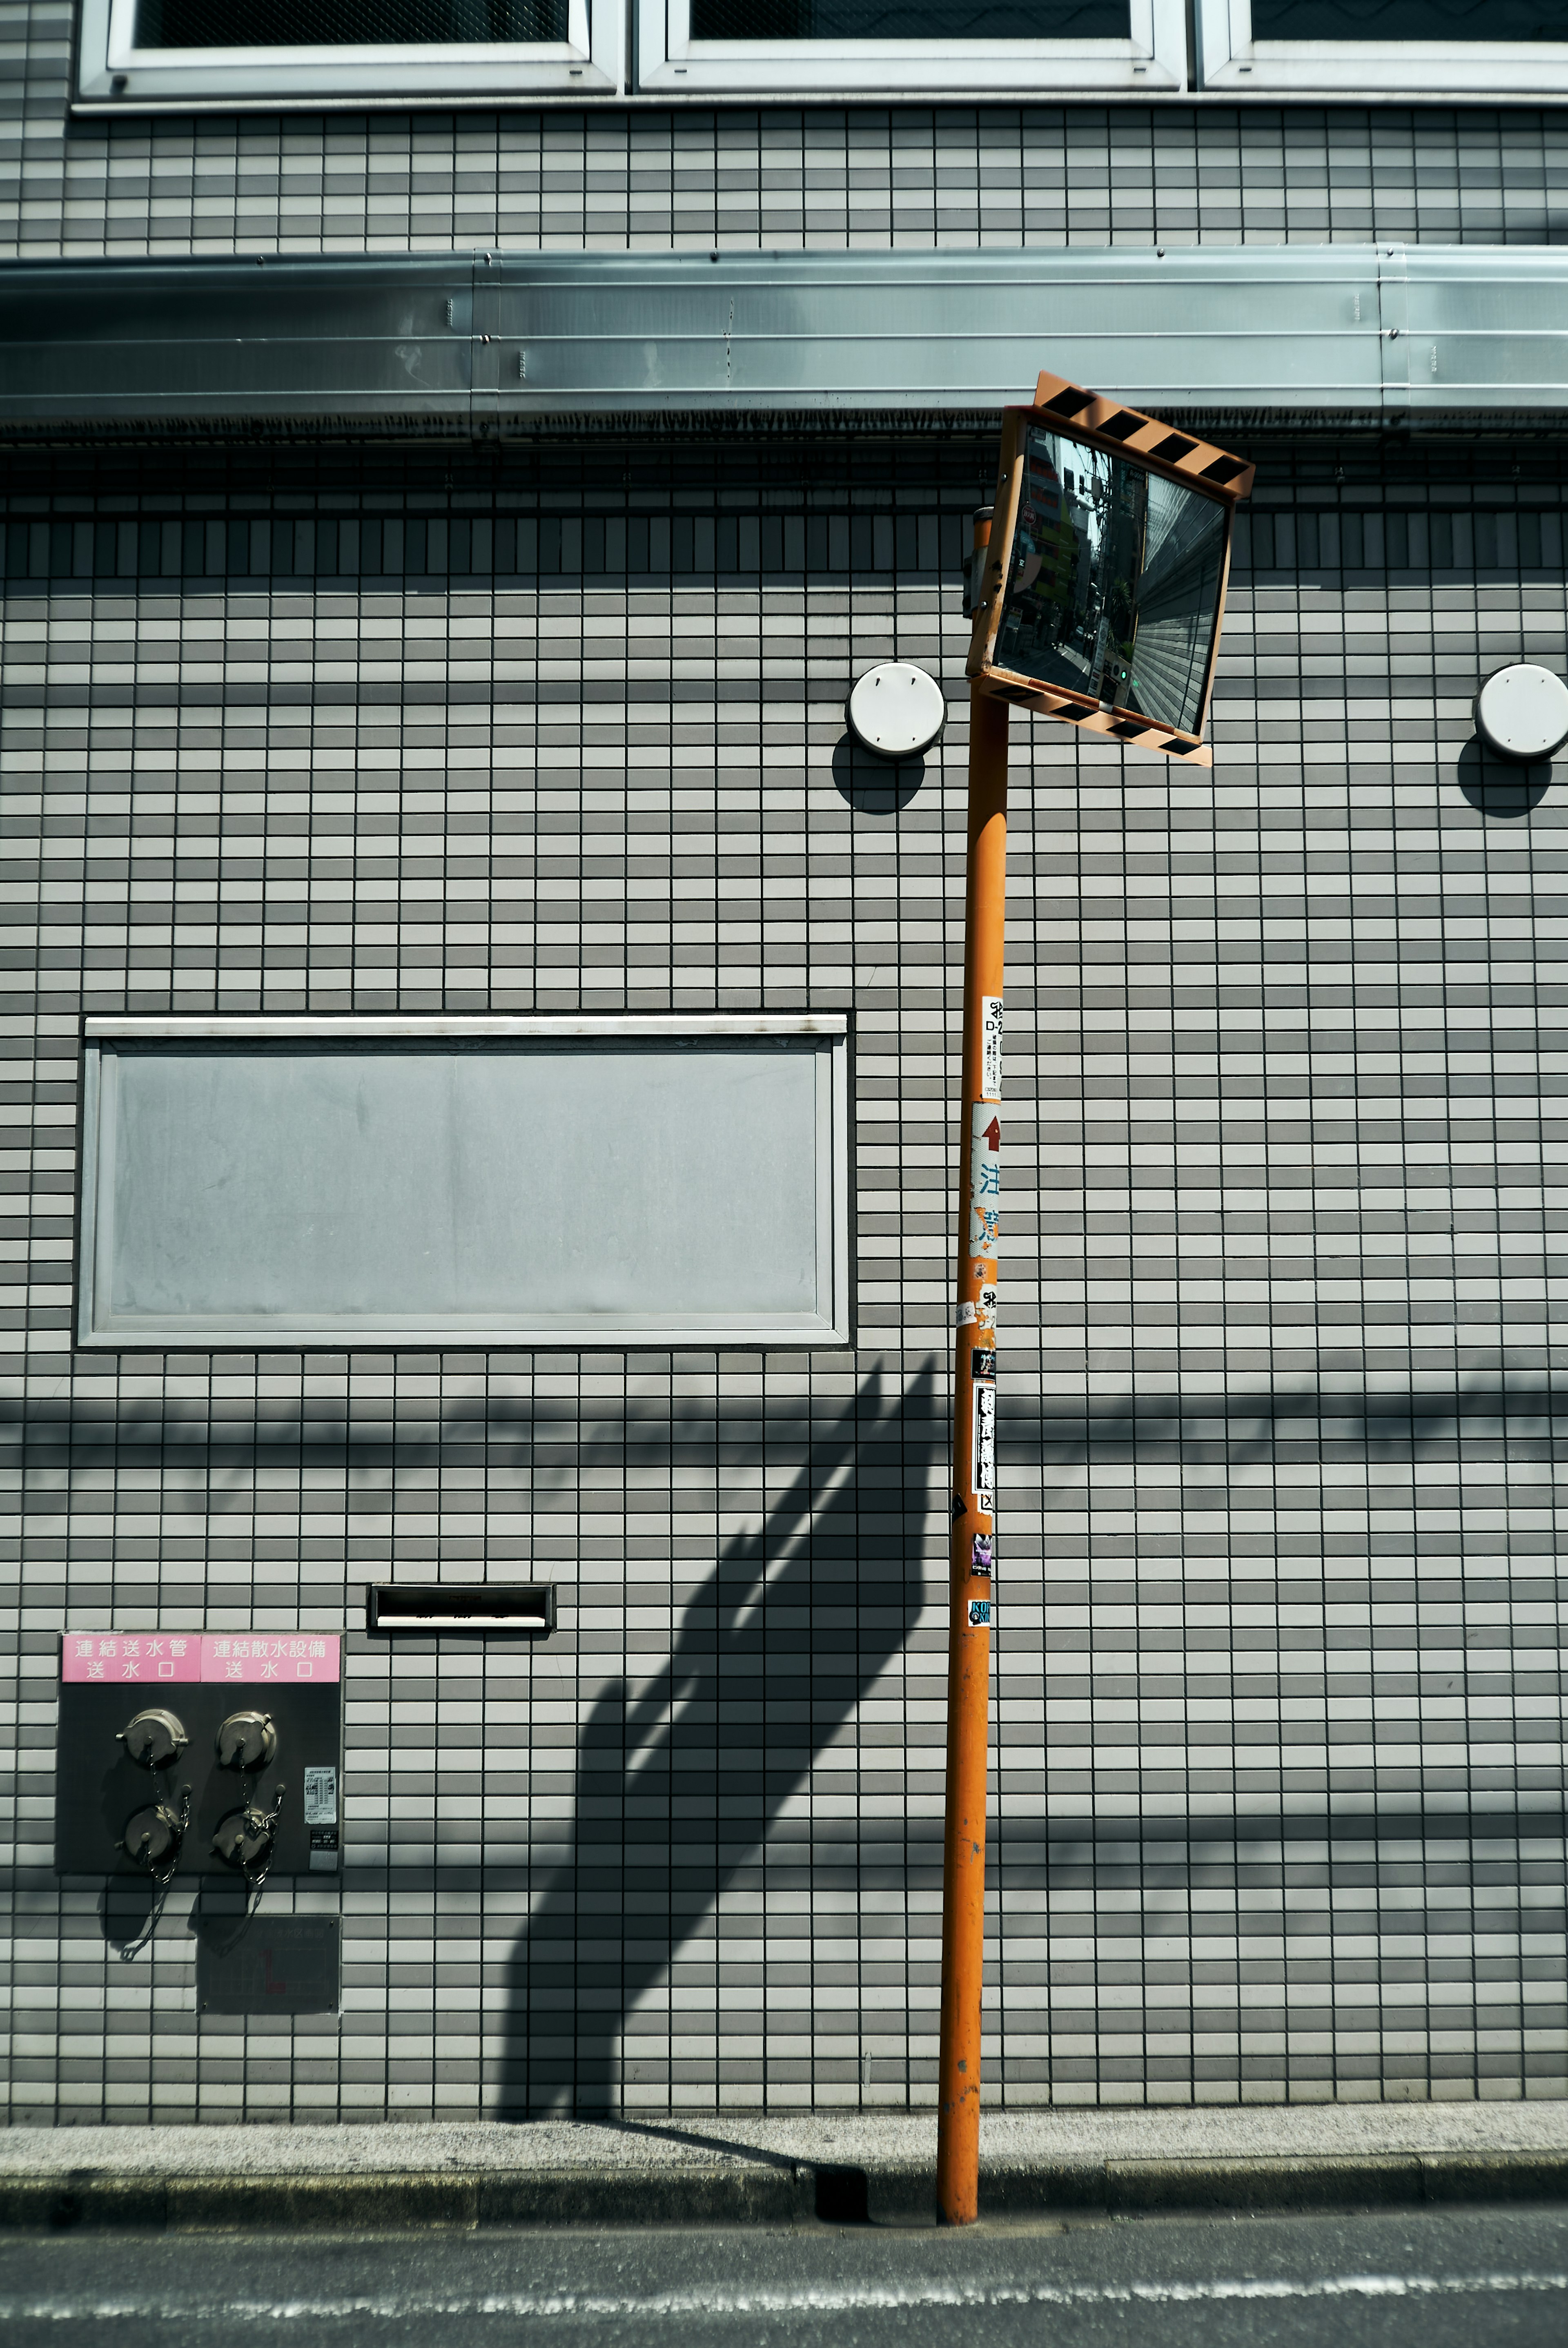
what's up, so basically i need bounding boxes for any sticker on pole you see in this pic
[968,1104,1001,1257]
[980,997,1003,1102]
[973,1382,996,1508]
[967,1598,993,1629]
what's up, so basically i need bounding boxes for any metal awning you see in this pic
[1,244,1566,431]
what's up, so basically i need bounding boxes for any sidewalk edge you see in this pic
[0,2150,1564,2232]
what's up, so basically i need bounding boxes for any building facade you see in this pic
[2,9,1567,2122]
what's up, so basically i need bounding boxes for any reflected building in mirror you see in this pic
[969,377,1253,764]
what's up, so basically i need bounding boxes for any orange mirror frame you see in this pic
[967,371,1256,769]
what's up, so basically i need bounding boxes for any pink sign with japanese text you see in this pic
[60,1633,341,1685]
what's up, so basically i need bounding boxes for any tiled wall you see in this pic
[1,429,1565,2119]
[3,60,1568,256]
[3,0,1567,2132]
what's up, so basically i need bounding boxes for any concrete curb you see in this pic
[3,2150,1566,2232]
[0,2166,810,2233]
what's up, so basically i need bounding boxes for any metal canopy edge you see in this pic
[0,246,1566,428]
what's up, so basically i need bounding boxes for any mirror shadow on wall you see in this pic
[499,1362,940,2115]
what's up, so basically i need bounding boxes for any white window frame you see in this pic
[76,0,622,107]
[638,0,1184,96]
[1197,0,1568,97]
[76,1014,851,1352]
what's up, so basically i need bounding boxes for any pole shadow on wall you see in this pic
[500,1362,939,2116]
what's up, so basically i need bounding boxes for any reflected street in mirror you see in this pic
[993,424,1230,738]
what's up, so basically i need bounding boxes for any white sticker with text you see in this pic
[973,1382,996,1508]
[980,996,1003,1102]
[303,1766,339,1827]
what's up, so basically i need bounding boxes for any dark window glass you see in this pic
[135,0,564,45]
[1251,0,1568,32]
[690,0,1127,33]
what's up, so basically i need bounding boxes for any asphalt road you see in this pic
[1,2205,1566,2346]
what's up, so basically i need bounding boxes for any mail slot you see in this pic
[366,1584,556,1637]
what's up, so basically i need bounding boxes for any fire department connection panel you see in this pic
[56,1634,342,1884]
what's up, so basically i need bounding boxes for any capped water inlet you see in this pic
[846,663,946,760]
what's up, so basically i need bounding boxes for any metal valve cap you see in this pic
[212,1806,277,1869]
[215,1709,278,1771]
[121,1801,185,1871]
[117,1708,189,1769]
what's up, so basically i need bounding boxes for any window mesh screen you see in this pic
[1250,0,1568,32]
[688,0,1127,34]
[134,0,566,45]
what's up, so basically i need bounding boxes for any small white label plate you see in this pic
[303,1766,338,1827]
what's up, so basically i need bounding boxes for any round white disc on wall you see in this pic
[846,663,946,760]
[1474,664,1568,762]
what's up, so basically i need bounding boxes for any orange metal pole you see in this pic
[935,651,1009,2227]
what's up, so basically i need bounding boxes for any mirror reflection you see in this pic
[993,425,1230,738]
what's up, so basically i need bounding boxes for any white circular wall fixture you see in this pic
[846,663,946,760]
[1474,664,1568,762]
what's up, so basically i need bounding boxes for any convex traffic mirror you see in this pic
[967,372,1254,766]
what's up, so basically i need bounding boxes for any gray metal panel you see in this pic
[78,1023,849,1349]
[472,248,1381,417]
[0,258,474,424]
[1399,248,1568,407]
[4,244,1566,428]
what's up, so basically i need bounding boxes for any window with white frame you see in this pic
[76,1017,851,1351]
[1198,0,1568,95]
[76,0,621,106]
[638,0,1185,93]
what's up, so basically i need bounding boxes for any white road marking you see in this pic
[0,2268,1565,2321]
